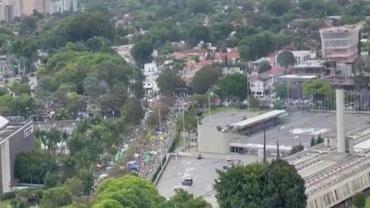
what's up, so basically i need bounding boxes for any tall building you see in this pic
[0,116,33,194]
[0,0,21,22]
[50,0,78,14]
[20,0,49,16]
[320,25,361,64]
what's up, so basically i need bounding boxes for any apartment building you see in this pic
[50,0,78,14]
[0,0,20,21]
[320,25,361,64]
[20,0,49,16]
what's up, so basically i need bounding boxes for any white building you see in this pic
[143,62,159,95]
[143,62,158,77]
[249,73,272,99]
[292,50,316,65]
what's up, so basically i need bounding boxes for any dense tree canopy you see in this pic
[215,159,306,208]
[189,0,213,14]
[263,0,293,16]
[258,61,272,74]
[219,74,247,100]
[157,69,185,94]
[277,50,296,68]
[131,41,154,66]
[238,32,286,61]
[303,80,333,99]
[36,49,142,118]
[353,56,370,89]
[191,66,222,94]
[92,175,209,208]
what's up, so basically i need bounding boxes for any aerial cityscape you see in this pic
[1,0,370,208]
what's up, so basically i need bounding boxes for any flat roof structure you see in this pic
[0,117,31,144]
[0,116,9,130]
[230,110,286,130]
[279,74,318,80]
[284,125,370,208]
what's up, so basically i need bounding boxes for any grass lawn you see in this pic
[0,199,11,208]
[366,197,370,208]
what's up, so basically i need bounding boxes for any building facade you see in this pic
[0,0,20,21]
[20,0,50,16]
[0,116,33,193]
[320,25,361,64]
[50,0,78,14]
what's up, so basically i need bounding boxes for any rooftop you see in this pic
[0,117,31,144]
[279,74,318,80]
[320,24,362,33]
[230,110,286,130]
[206,111,370,148]
[0,116,9,130]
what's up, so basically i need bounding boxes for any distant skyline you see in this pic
[0,0,79,22]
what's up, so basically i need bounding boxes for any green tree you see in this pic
[238,32,286,61]
[219,74,247,99]
[353,192,366,208]
[310,136,316,147]
[14,151,50,184]
[123,98,144,125]
[215,159,306,208]
[131,41,154,66]
[40,187,72,208]
[274,82,288,99]
[189,0,213,14]
[290,143,304,155]
[19,16,38,35]
[188,25,210,46]
[258,61,272,74]
[264,0,293,16]
[353,56,370,89]
[157,69,185,94]
[59,12,114,43]
[303,80,333,99]
[277,50,296,68]
[92,175,164,208]
[191,66,222,94]
[157,189,210,208]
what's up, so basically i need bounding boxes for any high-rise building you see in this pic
[20,0,49,16]
[49,0,78,14]
[0,0,21,22]
[320,25,361,64]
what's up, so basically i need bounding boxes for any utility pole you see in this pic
[208,92,211,116]
[246,74,250,112]
[276,137,280,159]
[183,109,186,152]
[263,128,266,164]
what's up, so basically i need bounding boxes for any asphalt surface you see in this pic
[156,156,257,201]
[212,111,370,148]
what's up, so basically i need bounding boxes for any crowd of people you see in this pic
[137,100,182,179]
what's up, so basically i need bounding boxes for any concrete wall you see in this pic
[198,124,231,154]
[0,121,33,194]
[9,122,33,182]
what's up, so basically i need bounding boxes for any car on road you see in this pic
[182,178,193,186]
